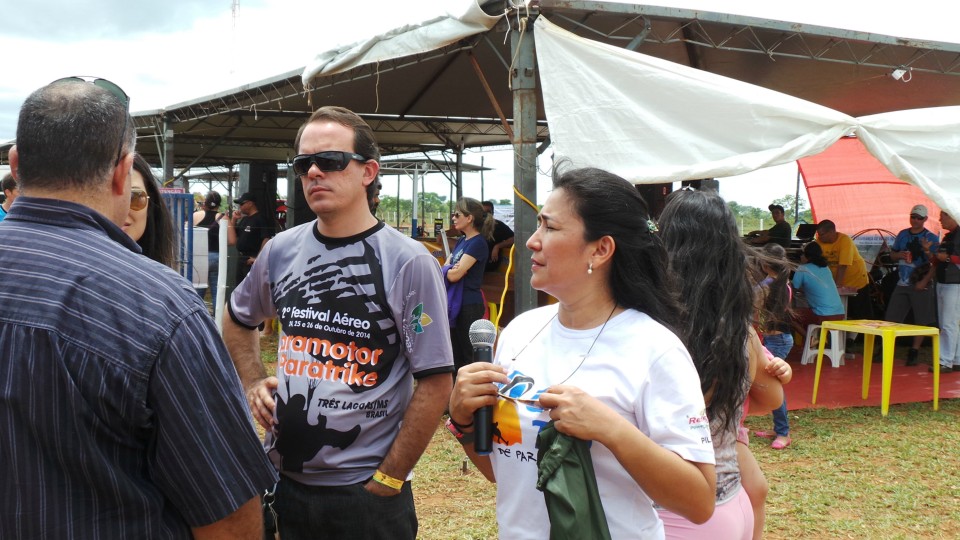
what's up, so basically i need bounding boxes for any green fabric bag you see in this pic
[536,421,612,540]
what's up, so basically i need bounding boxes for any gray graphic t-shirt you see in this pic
[230,221,454,486]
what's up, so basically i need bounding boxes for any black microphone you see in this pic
[469,319,497,455]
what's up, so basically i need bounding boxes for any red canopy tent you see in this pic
[798,137,942,238]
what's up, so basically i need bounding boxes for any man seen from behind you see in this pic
[224,106,454,539]
[0,77,276,538]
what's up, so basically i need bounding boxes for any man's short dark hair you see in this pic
[482,200,495,210]
[293,106,381,202]
[816,219,836,233]
[768,204,785,213]
[15,81,133,192]
[1,173,16,192]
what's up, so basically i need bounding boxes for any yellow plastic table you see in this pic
[811,320,941,416]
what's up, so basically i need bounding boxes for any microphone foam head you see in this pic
[468,319,497,347]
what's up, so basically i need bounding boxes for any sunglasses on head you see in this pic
[50,76,130,164]
[291,151,368,176]
[130,188,149,212]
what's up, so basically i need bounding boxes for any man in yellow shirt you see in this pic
[816,219,873,320]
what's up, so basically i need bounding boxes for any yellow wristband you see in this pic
[373,469,404,491]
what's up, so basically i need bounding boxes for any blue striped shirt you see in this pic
[0,197,277,538]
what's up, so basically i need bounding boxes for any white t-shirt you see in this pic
[490,305,714,539]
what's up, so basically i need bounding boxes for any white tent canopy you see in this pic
[533,16,960,216]
[300,3,960,217]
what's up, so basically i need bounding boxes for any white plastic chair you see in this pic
[800,323,846,368]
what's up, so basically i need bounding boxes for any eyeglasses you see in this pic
[50,77,130,164]
[910,214,925,220]
[291,151,368,176]
[498,373,541,404]
[130,188,149,211]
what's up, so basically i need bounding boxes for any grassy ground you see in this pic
[258,334,960,539]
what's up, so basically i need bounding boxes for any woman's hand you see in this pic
[448,362,508,427]
[538,385,622,444]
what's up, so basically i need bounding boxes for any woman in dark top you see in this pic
[445,197,494,371]
[193,191,222,311]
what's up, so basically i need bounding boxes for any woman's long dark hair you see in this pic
[759,243,792,331]
[802,241,829,267]
[552,165,681,331]
[658,189,751,434]
[132,154,176,269]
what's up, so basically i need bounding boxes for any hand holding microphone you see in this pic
[468,319,497,455]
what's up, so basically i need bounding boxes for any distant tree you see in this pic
[498,198,512,206]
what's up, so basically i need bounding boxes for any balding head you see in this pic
[13,79,133,193]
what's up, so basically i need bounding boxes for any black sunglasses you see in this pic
[51,77,130,164]
[292,151,368,176]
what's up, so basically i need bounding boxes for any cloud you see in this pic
[1,0,259,41]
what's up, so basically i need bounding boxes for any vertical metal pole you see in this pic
[411,167,420,238]
[512,10,539,315]
[794,167,802,224]
[162,114,175,188]
[480,155,485,203]
[456,142,464,201]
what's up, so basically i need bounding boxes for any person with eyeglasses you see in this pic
[446,197,494,372]
[881,204,940,366]
[122,154,176,268]
[448,166,716,538]
[0,173,18,222]
[0,77,277,539]
[223,106,453,539]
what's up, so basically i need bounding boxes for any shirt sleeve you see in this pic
[892,231,907,251]
[792,268,805,290]
[465,235,489,266]
[390,252,455,376]
[147,310,277,526]
[838,236,855,266]
[228,239,277,328]
[639,346,714,465]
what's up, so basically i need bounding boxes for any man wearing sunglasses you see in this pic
[225,106,454,539]
[884,204,939,366]
[0,79,276,538]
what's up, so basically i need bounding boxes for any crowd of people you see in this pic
[1,76,955,540]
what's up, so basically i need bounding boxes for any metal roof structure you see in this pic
[125,1,960,173]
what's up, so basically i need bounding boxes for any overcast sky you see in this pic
[1,0,956,207]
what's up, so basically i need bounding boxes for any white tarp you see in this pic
[534,16,960,216]
[302,1,501,84]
